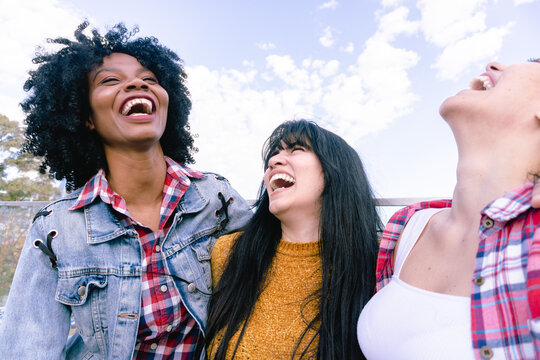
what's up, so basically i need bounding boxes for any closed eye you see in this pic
[527,58,540,63]
[100,77,119,84]
[289,146,306,153]
[143,76,158,83]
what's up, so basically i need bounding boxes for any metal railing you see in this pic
[0,198,442,208]
[0,201,50,207]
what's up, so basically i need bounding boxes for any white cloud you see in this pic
[382,0,404,7]
[319,0,338,10]
[321,38,419,139]
[417,0,514,80]
[341,42,355,53]
[320,60,340,77]
[514,0,538,4]
[417,0,488,47]
[374,6,420,42]
[186,63,317,198]
[187,49,419,197]
[182,4,422,198]
[0,0,87,122]
[319,26,336,47]
[266,55,311,87]
[256,42,276,51]
[432,22,514,80]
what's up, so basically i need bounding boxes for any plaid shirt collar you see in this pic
[69,156,203,214]
[481,181,533,221]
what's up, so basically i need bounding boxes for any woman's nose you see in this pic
[268,152,286,169]
[125,78,148,91]
[486,61,505,72]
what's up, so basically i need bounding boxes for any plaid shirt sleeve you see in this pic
[471,182,539,359]
[375,199,452,291]
[527,212,540,357]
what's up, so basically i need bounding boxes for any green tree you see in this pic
[0,114,60,201]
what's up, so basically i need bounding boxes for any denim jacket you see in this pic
[0,172,252,359]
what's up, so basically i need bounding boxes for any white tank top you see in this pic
[357,208,475,360]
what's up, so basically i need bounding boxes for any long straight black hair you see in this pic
[206,120,381,359]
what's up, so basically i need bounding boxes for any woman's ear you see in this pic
[86,116,95,130]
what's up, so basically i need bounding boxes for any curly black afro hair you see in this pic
[21,21,196,191]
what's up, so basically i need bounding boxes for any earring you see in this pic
[86,118,95,130]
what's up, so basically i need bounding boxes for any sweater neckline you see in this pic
[277,239,320,257]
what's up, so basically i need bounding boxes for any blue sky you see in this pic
[1,0,539,214]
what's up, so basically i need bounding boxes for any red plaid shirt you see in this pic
[70,157,203,359]
[376,182,540,359]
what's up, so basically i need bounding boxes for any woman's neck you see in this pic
[103,146,167,208]
[280,215,320,244]
[450,147,533,227]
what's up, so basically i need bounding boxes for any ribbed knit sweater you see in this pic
[208,232,321,359]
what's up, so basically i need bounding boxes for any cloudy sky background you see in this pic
[1,0,539,219]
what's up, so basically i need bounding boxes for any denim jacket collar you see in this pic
[77,180,209,245]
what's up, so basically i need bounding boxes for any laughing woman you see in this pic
[206,120,381,359]
[358,60,540,359]
[0,22,251,359]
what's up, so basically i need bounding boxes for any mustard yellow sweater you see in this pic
[208,232,321,359]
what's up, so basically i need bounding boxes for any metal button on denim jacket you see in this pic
[0,173,252,360]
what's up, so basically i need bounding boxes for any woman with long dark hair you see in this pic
[206,119,381,359]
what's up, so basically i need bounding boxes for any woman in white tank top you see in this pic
[357,60,540,359]
[358,208,474,359]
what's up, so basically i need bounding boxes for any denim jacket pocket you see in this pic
[191,238,212,262]
[189,237,214,293]
[167,236,213,295]
[55,274,108,354]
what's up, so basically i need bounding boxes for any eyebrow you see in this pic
[91,66,152,81]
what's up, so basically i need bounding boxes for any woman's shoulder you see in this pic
[30,188,85,224]
[191,171,233,188]
[212,232,241,261]
[211,232,242,285]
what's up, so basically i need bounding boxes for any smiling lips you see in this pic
[270,173,296,191]
[121,97,154,116]
[470,75,493,91]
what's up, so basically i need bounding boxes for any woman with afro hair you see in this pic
[0,21,251,359]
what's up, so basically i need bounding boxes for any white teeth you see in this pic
[121,98,153,115]
[270,173,296,191]
[470,75,492,90]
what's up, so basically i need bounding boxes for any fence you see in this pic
[0,197,438,310]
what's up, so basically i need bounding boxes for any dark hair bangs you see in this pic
[262,121,318,168]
